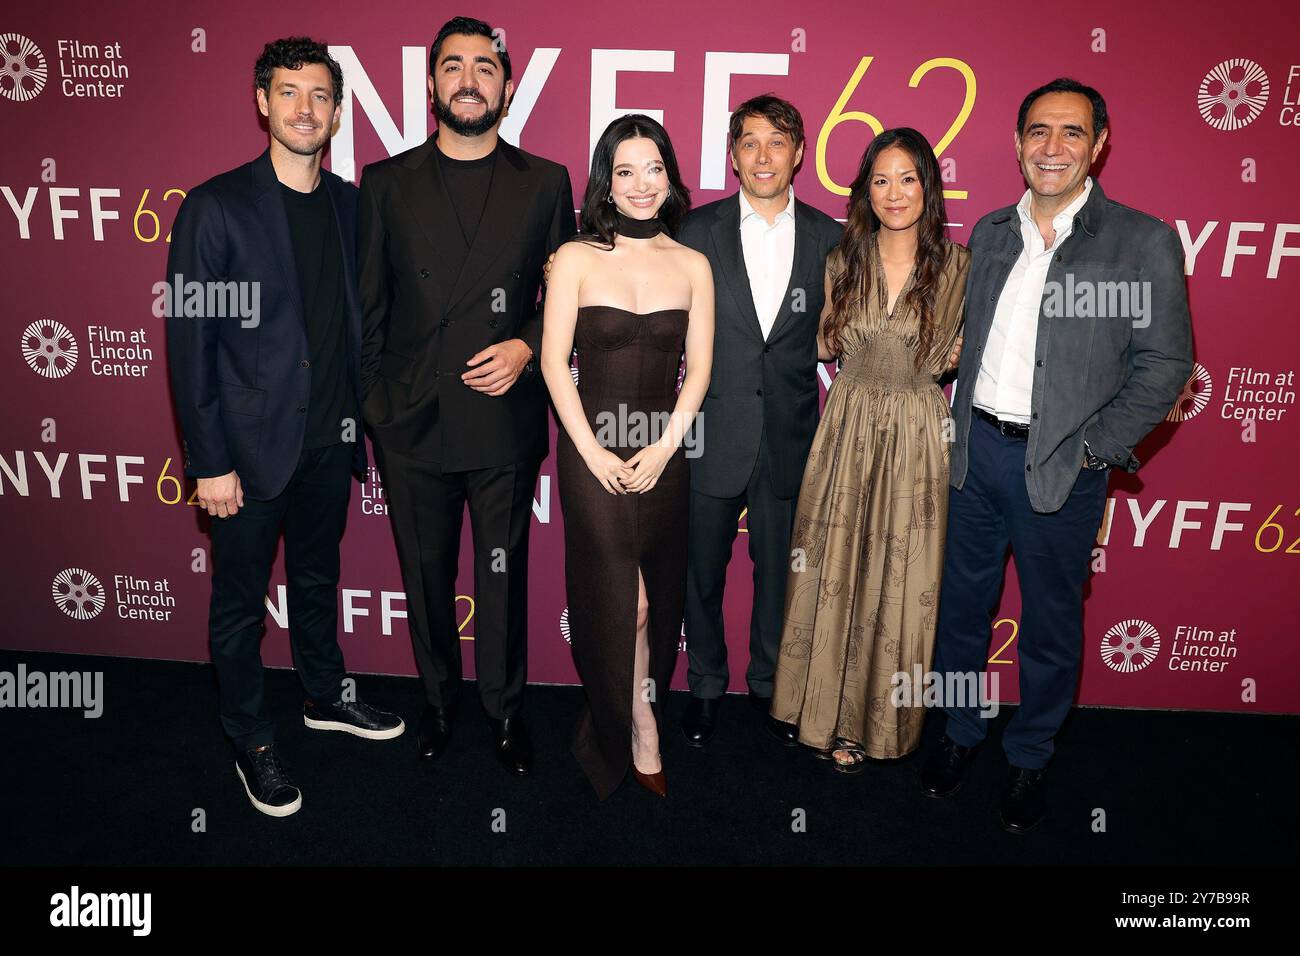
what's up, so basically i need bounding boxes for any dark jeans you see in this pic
[684,434,797,699]
[933,415,1108,769]
[208,442,352,751]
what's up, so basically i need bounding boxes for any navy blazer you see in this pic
[165,149,367,500]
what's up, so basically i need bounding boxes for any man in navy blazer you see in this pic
[166,37,402,819]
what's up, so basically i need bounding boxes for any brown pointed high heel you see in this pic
[631,762,667,797]
[631,729,667,797]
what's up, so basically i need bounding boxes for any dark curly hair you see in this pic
[254,37,344,107]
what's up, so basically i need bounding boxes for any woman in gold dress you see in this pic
[771,127,969,771]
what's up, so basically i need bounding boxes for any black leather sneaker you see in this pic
[235,744,302,817]
[304,698,405,740]
[921,735,977,798]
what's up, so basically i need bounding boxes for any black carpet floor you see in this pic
[1,649,1294,866]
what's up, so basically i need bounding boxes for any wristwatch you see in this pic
[1082,440,1110,471]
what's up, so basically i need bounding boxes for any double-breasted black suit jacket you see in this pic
[357,132,575,470]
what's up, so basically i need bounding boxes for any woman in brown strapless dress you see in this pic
[541,115,713,799]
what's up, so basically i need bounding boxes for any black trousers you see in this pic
[373,442,539,719]
[684,434,797,699]
[208,442,351,751]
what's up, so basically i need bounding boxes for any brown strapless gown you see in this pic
[557,305,689,799]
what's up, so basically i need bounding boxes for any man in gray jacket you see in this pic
[922,78,1193,833]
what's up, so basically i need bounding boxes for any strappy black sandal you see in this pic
[830,737,868,775]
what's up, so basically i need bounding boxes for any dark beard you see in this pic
[434,90,504,137]
[272,120,328,157]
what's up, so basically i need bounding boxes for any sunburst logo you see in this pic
[1167,363,1212,422]
[52,568,106,621]
[559,606,572,644]
[21,319,78,378]
[1198,59,1269,131]
[1100,619,1160,673]
[0,34,47,102]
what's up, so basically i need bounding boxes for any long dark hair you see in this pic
[824,127,948,368]
[573,114,691,249]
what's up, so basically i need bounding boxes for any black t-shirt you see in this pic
[436,145,496,266]
[279,181,356,449]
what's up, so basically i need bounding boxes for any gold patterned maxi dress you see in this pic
[772,238,970,759]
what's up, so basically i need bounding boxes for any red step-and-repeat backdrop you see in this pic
[3,1,1297,712]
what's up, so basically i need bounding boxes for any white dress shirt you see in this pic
[973,176,1093,424]
[738,186,796,340]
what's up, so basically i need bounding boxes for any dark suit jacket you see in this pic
[165,149,366,501]
[677,194,843,499]
[357,133,575,470]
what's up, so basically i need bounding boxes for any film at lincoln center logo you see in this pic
[0,33,47,102]
[1166,362,1212,422]
[1100,619,1161,673]
[1198,58,1269,131]
[52,568,106,621]
[21,319,78,378]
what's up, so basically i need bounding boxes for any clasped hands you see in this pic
[584,442,674,495]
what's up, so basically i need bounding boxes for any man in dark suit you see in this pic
[357,17,575,775]
[166,37,404,819]
[676,96,843,745]
[922,78,1193,833]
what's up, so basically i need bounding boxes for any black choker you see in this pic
[615,211,663,239]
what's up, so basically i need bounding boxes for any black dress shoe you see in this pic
[682,696,719,747]
[416,704,455,760]
[1000,767,1047,834]
[764,714,800,747]
[490,716,533,776]
[304,698,405,740]
[921,735,976,798]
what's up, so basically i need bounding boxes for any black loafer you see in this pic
[1000,767,1047,834]
[682,696,720,747]
[490,716,533,776]
[921,735,977,798]
[416,704,455,760]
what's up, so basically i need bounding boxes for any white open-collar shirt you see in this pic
[973,176,1093,424]
[738,186,797,340]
